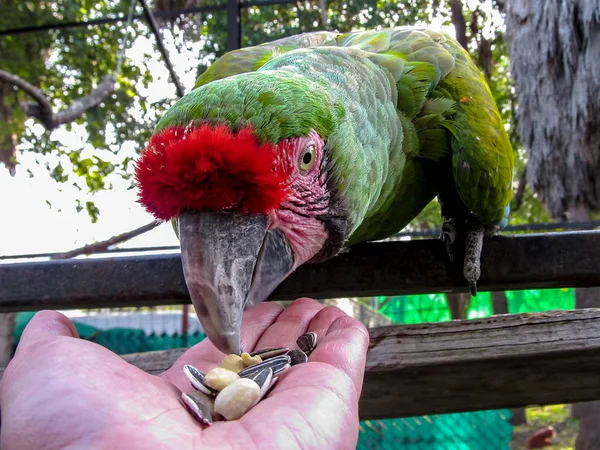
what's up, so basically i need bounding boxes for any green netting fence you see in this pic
[358,287,575,449]
[13,288,576,449]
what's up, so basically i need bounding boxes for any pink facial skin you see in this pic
[267,129,330,269]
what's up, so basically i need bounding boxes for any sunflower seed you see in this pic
[288,349,308,365]
[184,364,218,396]
[182,391,214,426]
[250,368,274,407]
[238,355,291,378]
[247,367,273,389]
[214,378,261,420]
[249,347,289,359]
[204,367,240,391]
[241,352,262,367]
[219,354,245,373]
[296,332,317,354]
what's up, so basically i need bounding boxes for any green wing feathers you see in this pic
[193,32,340,88]
[436,39,514,225]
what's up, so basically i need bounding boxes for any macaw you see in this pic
[136,27,513,355]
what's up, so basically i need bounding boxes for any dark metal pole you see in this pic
[138,0,186,98]
[0,5,228,37]
[0,0,318,37]
[226,0,241,51]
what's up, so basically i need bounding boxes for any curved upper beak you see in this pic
[178,211,294,355]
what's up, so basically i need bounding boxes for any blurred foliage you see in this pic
[0,0,551,226]
[0,0,159,218]
[511,404,578,450]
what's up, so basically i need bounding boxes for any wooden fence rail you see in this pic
[2,309,600,419]
[1,231,600,312]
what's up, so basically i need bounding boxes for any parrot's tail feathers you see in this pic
[417,129,451,162]
[499,203,511,229]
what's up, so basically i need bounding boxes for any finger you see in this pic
[252,297,324,352]
[15,310,79,357]
[308,315,370,397]
[305,305,348,350]
[161,302,284,389]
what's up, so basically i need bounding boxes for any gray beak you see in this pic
[178,211,294,355]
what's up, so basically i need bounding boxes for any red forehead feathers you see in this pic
[135,124,290,221]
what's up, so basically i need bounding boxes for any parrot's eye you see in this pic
[300,145,316,172]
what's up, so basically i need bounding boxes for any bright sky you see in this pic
[0,7,493,260]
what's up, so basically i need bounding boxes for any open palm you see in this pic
[0,298,368,450]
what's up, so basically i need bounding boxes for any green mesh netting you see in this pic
[376,288,575,324]
[89,328,207,355]
[13,312,206,355]
[358,409,513,449]
[365,287,576,450]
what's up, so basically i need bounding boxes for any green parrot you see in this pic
[136,26,513,355]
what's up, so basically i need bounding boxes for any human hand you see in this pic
[0,298,369,450]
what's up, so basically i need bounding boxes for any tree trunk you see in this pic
[0,312,17,367]
[509,407,528,426]
[446,292,471,320]
[450,0,468,49]
[491,291,509,315]
[503,0,600,218]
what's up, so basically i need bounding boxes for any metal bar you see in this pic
[1,231,599,313]
[0,0,309,37]
[226,0,242,51]
[241,0,309,7]
[0,6,228,37]
[138,0,186,98]
[394,219,600,238]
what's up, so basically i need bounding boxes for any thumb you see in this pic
[15,310,79,356]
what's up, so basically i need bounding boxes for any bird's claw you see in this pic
[468,281,477,296]
[464,221,485,297]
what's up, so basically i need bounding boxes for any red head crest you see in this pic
[135,124,290,221]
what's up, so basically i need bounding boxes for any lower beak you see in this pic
[178,211,294,355]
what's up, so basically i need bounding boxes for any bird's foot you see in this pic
[441,217,457,262]
[463,220,485,296]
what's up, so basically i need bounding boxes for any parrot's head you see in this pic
[135,118,347,355]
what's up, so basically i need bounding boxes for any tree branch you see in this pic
[512,164,528,212]
[0,69,116,130]
[318,0,328,27]
[54,75,117,126]
[50,220,161,260]
[470,8,492,82]
[0,69,53,118]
